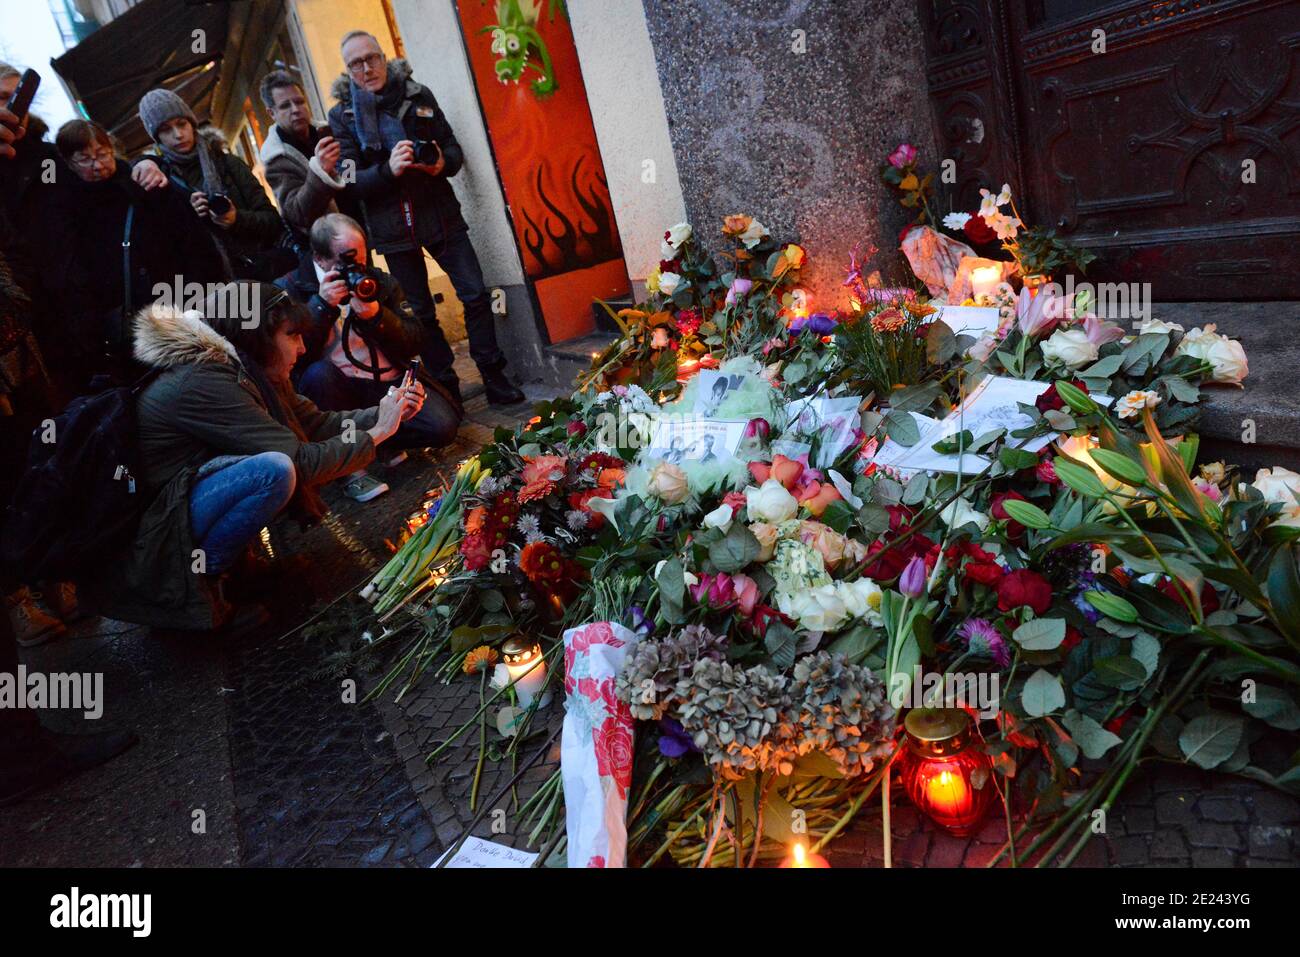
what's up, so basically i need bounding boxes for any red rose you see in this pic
[964,562,1006,587]
[1157,577,1221,615]
[996,569,1053,615]
[991,490,1029,539]
[1104,709,1132,735]
[963,213,996,245]
[567,420,588,438]
[1036,456,1060,485]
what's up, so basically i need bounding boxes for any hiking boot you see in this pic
[482,367,525,406]
[0,727,138,807]
[6,588,67,647]
[343,471,390,503]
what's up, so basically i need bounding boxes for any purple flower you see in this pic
[899,555,927,598]
[628,605,653,637]
[791,312,838,336]
[657,718,697,758]
[957,618,1010,668]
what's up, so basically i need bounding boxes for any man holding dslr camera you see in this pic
[328,30,524,407]
[276,212,462,502]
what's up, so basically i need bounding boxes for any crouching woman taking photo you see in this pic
[87,281,424,632]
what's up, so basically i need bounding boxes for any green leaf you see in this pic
[764,620,798,670]
[1054,458,1107,498]
[1062,709,1123,759]
[1244,685,1300,731]
[1085,590,1140,623]
[1092,655,1147,690]
[1265,545,1300,645]
[450,624,513,653]
[901,472,930,506]
[1088,448,1149,487]
[883,410,920,447]
[1012,618,1066,651]
[999,447,1039,471]
[1000,499,1053,530]
[1132,632,1161,678]
[1080,355,1123,378]
[1178,713,1246,770]
[1021,669,1065,717]
[709,523,761,574]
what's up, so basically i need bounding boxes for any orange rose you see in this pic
[722,214,753,236]
[770,454,805,491]
[797,520,846,570]
[797,481,843,517]
[749,522,779,561]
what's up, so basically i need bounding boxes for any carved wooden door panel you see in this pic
[919,0,1300,300]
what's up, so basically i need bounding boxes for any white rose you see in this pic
[939,497,989,531]
[745,479,799,524]
[1203,335,1248,386]
[1252,467,1300,506]
[662,222,692,255]
[837,578,884,627]
[777,584,848,633]
[740,219,767,249]
[1041,328,1099,368]
[658,271,684,296]
[1115,389,1160,420]
[702,503,734,533]
[1135,318,1183,335]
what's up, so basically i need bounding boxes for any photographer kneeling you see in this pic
[277,212,462,503]
[86,282,424,632]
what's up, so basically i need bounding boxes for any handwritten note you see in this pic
[434,836,539,869]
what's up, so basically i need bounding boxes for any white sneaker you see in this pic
[343,472,390,503]
[7,588,67,647]
[384,451,409,468]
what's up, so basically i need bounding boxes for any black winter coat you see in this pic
[326,59,468,255]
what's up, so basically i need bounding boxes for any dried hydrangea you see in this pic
[672,659,795,779]
[785,652,896,777]
[615,624,726,720]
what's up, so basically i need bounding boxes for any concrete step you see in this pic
[1158,302,1300,472]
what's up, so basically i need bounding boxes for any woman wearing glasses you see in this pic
[84,282,425,634]
[47,119,227,396]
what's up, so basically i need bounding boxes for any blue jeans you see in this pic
[189,452,297,575]
[297,360,460,451]
[383,228,506,379]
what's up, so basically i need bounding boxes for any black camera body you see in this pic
[413,139,440,165]
[206,192,233,217]
[337,249,380,303]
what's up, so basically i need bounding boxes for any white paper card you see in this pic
[936,305,1002,337]
[646,417,747,464]
[434,836,539,869]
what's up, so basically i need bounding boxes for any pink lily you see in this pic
[1015,286,1059,339]
[1084,315,1125,346]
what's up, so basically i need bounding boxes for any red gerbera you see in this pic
[519,541,568,584]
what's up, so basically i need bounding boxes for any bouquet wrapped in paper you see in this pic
[561,621,642,868]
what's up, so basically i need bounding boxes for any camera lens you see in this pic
[208,193,233,216]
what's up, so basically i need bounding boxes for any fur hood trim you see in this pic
[330,57,414,107]
[132,304,236,368]
[258,122,307,168]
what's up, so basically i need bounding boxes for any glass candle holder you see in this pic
[900,708,996,837]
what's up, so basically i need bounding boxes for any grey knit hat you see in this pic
[138,88,197,141]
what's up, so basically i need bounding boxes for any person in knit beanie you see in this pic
[134,88,287,280]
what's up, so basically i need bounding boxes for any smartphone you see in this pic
[7,69,39,123]
[403,357,422,389]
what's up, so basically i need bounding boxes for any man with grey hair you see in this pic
[257,69,348,242]
[327,30,524,406]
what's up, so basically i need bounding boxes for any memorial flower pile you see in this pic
[358,212,1296,869]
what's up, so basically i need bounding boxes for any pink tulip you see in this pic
[733,574,760,617]
[899,555,927,598]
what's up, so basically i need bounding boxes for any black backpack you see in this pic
[1,371,159,583]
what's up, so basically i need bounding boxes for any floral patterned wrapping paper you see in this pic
[561,621,642,868]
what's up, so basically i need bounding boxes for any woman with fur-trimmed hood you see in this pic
[86,282,424,631]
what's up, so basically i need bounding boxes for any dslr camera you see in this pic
[337,249,380,303]
[409,114,441,165]
[205,193,233,217]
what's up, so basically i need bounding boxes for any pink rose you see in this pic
[888,143,918,169]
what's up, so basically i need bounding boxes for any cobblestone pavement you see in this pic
[2,365,1297,868]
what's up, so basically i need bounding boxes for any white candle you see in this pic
[502,637,549,708]
[970,266,1001,301]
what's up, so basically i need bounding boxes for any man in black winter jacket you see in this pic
[327,30,524,407]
